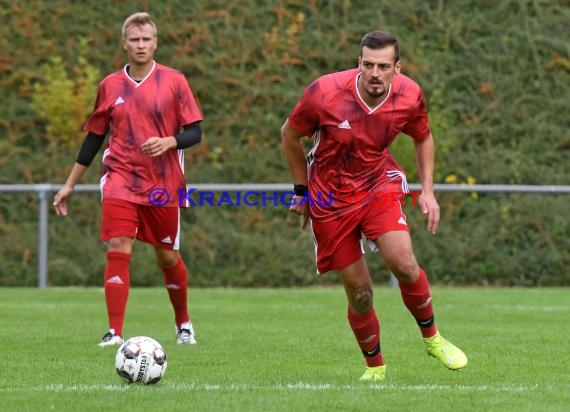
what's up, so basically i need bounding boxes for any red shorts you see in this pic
[310,201,409,274]
[101,198,181,250]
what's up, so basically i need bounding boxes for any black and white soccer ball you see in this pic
[115,336,167,385]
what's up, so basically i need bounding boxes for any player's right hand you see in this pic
[53,186,73,216]
[289,196,309,229]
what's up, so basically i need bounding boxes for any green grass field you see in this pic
[1,287,568,411]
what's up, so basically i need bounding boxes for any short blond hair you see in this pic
[122,12,157,37]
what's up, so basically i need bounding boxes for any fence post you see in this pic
[390,273,398,288]
[36,184,50,288]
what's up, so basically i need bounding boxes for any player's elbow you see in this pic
[280,119,297,146]
[280,121,289,141]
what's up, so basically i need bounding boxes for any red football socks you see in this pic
[399,267,437,338]
[103,251,131,337]
[160,257,190,327]
[347,306,385,367]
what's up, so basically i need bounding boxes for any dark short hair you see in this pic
[360,31,400,62]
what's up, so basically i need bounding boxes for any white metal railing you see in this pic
[1,183,570,287]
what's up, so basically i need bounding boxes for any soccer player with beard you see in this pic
[281,31,467,381]
[53,12,202,347]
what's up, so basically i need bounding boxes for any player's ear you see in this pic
[121,37,127,50]
[395,60,401,74]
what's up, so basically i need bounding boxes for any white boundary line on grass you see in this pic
[485,304,569,312]
[0,383,558,393]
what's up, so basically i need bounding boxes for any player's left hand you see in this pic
[141,137,176,157]
[419,191,440,234]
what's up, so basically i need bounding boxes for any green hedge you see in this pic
[1,0,568,286]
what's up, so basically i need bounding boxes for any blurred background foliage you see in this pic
[0,0,568,286]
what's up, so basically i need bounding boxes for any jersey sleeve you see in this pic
[402,89,430,141]
[177,76,203,126]
[288,79,321,137]
[83,82,111,135]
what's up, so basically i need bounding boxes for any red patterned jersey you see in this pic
[84,61,202,206]
[288,69,430,221]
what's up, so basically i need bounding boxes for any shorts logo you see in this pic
[161,236,173,244]
[397,216,407,225]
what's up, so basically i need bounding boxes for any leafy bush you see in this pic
[0,0,568,286]
[31,39,100,149]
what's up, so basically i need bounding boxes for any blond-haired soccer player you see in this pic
[54,12,202,346]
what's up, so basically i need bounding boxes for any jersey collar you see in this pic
[123,60,156,87]
[355,72,392,114]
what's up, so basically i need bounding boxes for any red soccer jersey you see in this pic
[84,61,203,207]
[288,68,430,221]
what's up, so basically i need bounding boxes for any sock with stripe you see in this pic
[103,251,131,337]
[398,267,437,338]
[160,256,190,328]
[347,306,385,367]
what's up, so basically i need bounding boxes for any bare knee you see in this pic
[388,255,419,283]
[107,237,133,254]
[155,248,180,268]
[376,231,420,283]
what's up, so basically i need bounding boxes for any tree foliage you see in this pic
[1,0,568,286]
[31,38,100,149]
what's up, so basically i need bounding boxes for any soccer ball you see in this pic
[115,336,167,385]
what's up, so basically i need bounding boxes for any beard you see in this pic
[366,77,386,97]
[366,84,386,99]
